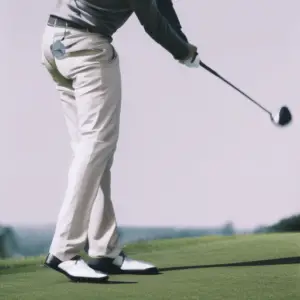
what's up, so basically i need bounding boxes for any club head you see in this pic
[270,106,292,127]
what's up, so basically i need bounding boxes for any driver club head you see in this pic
[270,106,292,127]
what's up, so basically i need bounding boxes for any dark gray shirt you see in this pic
[51,0,190,60]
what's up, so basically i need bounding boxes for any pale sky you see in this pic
[0,0,299,229]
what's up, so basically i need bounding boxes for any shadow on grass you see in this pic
[92,280,137,284]
[68,280,137,284]
[159,256,300,273]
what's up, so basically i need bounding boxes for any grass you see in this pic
[0,233,300,300]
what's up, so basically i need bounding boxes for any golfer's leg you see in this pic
[41,28,82,261]
[49,45,122,261]
[87,154,122,258]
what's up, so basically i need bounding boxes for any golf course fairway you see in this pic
[1,233,299,300]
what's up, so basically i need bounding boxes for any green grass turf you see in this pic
[1,233,300,300]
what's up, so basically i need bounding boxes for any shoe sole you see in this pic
[88,264,160,275]
[44,263,109,283]
[118,267,160,275]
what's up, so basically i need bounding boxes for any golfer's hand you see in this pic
[180,44,201,68]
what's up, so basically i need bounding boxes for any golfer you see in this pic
[41,0,200,282]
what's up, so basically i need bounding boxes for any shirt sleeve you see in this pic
[128,0,189,60]
[156,0,188,42]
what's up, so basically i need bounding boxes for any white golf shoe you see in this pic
[44,254,109,282]
[88,251,159,275]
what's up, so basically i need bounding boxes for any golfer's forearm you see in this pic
[156,0,188,42]
[129,0,189,60]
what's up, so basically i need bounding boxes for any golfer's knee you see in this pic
[78,135,117,156]
[82,126,119,143]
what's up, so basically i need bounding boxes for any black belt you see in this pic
[48,15,94,32]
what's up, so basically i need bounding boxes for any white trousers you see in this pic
[41,25,122,261]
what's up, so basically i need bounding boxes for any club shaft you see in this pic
[199,62,271,115]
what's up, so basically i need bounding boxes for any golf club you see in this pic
[199,61,292,127]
